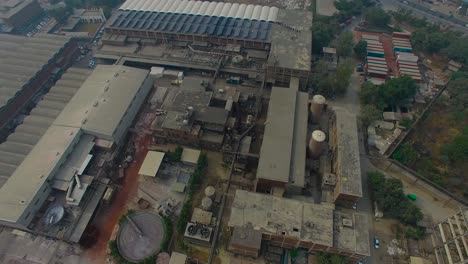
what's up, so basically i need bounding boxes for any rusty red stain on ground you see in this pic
[85,134,151,263]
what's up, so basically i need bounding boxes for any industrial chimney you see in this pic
[310,95,326,124]
[309,130,326,159]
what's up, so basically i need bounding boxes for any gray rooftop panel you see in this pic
[256,88,298,183]
[0,34,71,109]
[334,108,363,198]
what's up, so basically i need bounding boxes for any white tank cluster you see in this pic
[310,95,326,124]
[201,196,213,211]
[309,130,326,159]
[204,186,215,198]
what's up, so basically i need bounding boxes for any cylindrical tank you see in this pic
[310,95,326,123]
[201,197,213,211]
[204,186,215,198]
[309,130,326,159]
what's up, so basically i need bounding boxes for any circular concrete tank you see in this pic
[117,212,164,263]
[309,130,326,159]
[201,197,213,211]
[310,95,326,124]
[204,186,215,198]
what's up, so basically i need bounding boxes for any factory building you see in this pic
[151,78,231,151]
[328,108,363,205]
[0,65,152,242]
[0,34,79,139]
[96,0,312,88]
[0,0,43,32]
[255,87,308,195]
[228,190,370,262]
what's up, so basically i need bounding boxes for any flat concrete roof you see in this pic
[268,9,312,71]
[229,190,334,247]
[257,88,308,187]
[169,252,187,264]
[333,211,371,256]
[138,151,165,177]
[53,65,149,140]
[334,108,363,198]
[0,0,33,19]
[0,34,71,108]
[181,148,200,165]
[0,125,81,222]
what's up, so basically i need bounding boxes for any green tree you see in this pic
[360,104,383,126]
[336,31,354,58]
[317,252,348,264]
[365,7,391,27]
[353,40,367,60]
[383,75,418,105]
[441,127,468,162]
[392,143,418,165]
[446,77,468,112]
[311,16,338,54]
[444,39,468,63]
[360,81,386,109]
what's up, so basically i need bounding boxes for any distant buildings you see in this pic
[0,0,43,32]
[0,34,79,139]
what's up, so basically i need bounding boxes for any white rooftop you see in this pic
[53,65,149,142]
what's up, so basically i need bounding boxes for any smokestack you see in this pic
[310,95,326,124]
[309,130,326,159]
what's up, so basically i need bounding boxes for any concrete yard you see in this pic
[316,0,338,16]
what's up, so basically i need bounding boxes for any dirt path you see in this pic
[85,134,151,263]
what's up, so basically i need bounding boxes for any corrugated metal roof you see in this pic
[119,0,278,21]
[0,34,71,109]
[109,9,271,41]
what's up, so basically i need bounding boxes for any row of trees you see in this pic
[368,171,423,226]
[310,59,354,97]
[392,8,468,63]
[317,252,348,264]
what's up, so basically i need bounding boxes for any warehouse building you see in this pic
[255,87,308,195]
[329,108,363,205]
[0,0,43,32]
[0,65,152,242]
[228,190,370,262]
[0,34,79,139]
[96,0,312,88]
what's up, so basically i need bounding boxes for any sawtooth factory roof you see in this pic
[108,0,279,42]
[0,34,72,109]
[119,0,279,21]
[0,68,90,188]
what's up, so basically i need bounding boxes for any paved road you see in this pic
[380,0,468,35]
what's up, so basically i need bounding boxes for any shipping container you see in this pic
[368,47,385,53]
[362,34,380,40]
[367,70,388,78]
[367,56,386,61]
[392,40,412,45]
[397,55,418,63]
[400,68,420,74]
[368,66,388,72]
[392,32,411,39]
[392,37,410,42]
[368,61,388,67]
[368,51,385,58]
[398,63,418,68]
[367,43,383,48]
[394,47,413,53]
